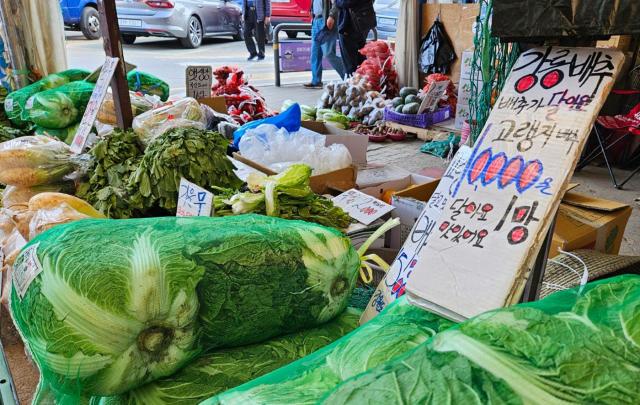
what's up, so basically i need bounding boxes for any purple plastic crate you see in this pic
[384,106,452,128]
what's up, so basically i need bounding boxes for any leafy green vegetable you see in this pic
[29,81,95,129]
[213,165,352,229]
[320,275,640,405]
[206,297,454,405]
[11,214,360,402]
[93,309,361,405]
[127,127,242,214]
[77,129,144,219]
[0,125,28,142]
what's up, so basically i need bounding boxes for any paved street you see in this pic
[65,31,337,108]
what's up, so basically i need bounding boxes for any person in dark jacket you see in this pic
[336,0,376,75]
[243,0,271,60]
[304,0,345,88]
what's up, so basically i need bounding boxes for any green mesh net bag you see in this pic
[91,309,361,405]
[9,214,361,403]
[27,81,95,129]
[319,275,640,404]
[203,296,455,405]
[127,71,170,102]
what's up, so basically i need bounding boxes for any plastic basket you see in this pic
[384,106,452,128]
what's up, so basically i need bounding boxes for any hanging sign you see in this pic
[333,189,394,225]
[185,65,213,99]
[71,57,119,154]
[176,178,214,217]
[360,146,473,323]
[406,47,624,321]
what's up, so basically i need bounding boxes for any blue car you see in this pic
[60,0,101,40]
[375,0,400,41]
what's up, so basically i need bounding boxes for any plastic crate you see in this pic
[384,106,452,129]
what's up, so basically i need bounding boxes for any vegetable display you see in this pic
[126,71,170,102]
[11,214,361,402]
[211,66,272,124]
[213,165,352,229]
[318,80,388,126]
[93,309,361,405]
[127,127,242,214]
[204,297,454,405]
[27,81,95,129]
[322,276,640,404]
[132,97,207,145]
[355,41,399,98]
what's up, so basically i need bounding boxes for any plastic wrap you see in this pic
[132,97,207,145]
[27,80,95,129]
[239,124,352,175]
[1,185,61,211]
[127,70,170,101]
[28,204,90,240]
[97,91,160,126]
[0,136,77,187]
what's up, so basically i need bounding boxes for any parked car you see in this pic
[114,0,243,48]
[270,0,311,39]
[60,0,101,40]
[374,0,400,41]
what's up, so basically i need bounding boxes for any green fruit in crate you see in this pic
[402,103,420,115]
[391,97,403,108]
[399,87,418,99]
[394,104,405,113]
[404,94,419,104]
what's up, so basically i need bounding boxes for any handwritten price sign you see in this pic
[176,178,214,217]
[332,189,394,225]
[185,66,212,99]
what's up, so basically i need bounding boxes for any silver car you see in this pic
[116,0,243,48]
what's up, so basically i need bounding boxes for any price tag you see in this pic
[332,189,394,225]
[418,80,450,113]
[71,57,120,154]
[13,242,42,299]
[5,98,13,112]
[25,96,35,110]
[185,65,212,99]
[176,178,214,217]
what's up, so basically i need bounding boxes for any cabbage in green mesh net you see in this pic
[92,309,361,405]
[204,296,455,405]
[10,214,360,402]
[320,275,640,404]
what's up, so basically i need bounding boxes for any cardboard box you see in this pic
[455,103,471,129]
[550,192,632,258]
[387,179,440,249]
[359,169,433,200]
[301,121,368,165]
[198,96,227,113]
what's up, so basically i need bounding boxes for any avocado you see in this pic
[399,87,419,99]
[402,102,421,114]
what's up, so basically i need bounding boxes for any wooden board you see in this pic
[385,121,435,141]
[406,47,624,321]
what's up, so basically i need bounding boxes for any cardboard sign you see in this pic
[360,146,473,323]
[176,178,214,217]
[12,242,42,299]
[419,80,450,113]
[71,57,119,154]
[406,47,624,321]
[332,189,394,225]
[186,65,213,99]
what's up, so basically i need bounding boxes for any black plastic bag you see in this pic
[419,19,456,74]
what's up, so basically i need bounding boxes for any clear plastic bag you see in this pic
[0,136,78,187]
[1,185,62,211]
[97,91,161,126]
[239,124,352,175]
[132,97,207,145]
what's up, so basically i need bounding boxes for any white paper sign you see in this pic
[12,242,42,299]
[419,80,450,113]
[176,178,214,217]
[71,57,119,154]
[407,47,624,321]
[185,65,213,99]
[360,146,473,322]
[332,189,394,225]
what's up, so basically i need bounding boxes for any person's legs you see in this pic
[255,19,266,57]
[310,17,324,85]
[244,10,257,57]
[320,29,345,79]
[339,33,359,76]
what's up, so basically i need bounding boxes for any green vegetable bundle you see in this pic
[127,71,170,102]
[11,214,361,402]
[0,125,28,143]
[76,129,144,218]
[214,164,352,229]
[205,296,454,405]
[127,127,242,214]
[4,69,90,128]
[35,123,80,144]
[322,276,640,404]
[93,309,361,405]
[28,81,96,129]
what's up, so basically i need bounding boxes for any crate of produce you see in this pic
[384,105,452,129]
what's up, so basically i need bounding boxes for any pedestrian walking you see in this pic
[243,0,271,61]
[336,0,376,75]
[303,0,346,89]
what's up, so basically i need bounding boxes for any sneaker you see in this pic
[257,55,265,61]
[247,54,258,61]
[303,82,323,89]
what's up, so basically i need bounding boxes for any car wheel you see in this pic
[122,34,137,45]
[80,7,101,40]
[179,16,203,48]
[286,31,298,39]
